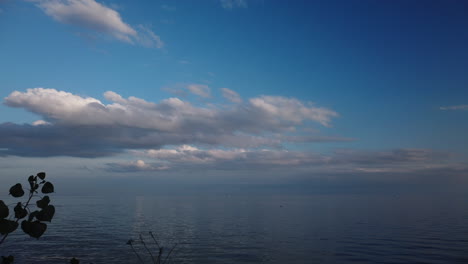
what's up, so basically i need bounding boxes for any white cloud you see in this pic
[32,120,51,126]
[186,84,211,98]
[221,88,242,103]
[2,88,463,180]
[32,0,163,48]
[2,88,340,157]
[220,0,247,9]
[117,146,452,174]
[107,159,170,172]
[138,145,249,164]
[440,105,468,111]
[137,146,323,166]
[5,88,103,124]
[4,88,337,133]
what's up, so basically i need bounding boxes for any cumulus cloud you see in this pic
[4,88,337,132]
[440,105,468,111]
[221,88,242,103]
[220,0,247,9]
[31,0,163,48]
[1,88,339,157]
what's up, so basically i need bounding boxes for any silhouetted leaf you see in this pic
[1,255,14,264]
[28,175,35,189]
[20,220,30,235]
[0,219,18,235]
[0,201,8,219]
[36,205,55,222]
[37,172,46,180]
[41,182,54,194]
[14,202,27,219]
[36,196,50,209]
[21,220,47,239]
[70,257,80,264]
[28,211,38,222]
[9,184,24,198]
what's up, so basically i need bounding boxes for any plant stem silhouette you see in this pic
[127,232,177,264]
[0,189,33,245]
[0,172,56,262]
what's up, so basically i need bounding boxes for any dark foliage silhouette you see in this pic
[70,232,176,264]
[0,172,56,262]
[1,173,176,263]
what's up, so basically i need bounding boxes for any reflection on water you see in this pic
[1,192,468,263]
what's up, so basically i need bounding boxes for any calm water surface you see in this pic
[1,191,468,263]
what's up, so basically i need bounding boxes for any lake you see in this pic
[1,190,468,263]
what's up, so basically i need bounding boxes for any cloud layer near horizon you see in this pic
[1,88,340,158]
[106,146,456,174]
[1,88,464,180]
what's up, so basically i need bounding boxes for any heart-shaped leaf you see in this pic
[41,182,54,194]
[21,220,47,239]
[36,196,50,209]
[28,211,38,222]
[0,200,9,219]
[37,172,46,180]
[28,175,35,188]
[14,202,27,219]
[9,183,25,198]
[0,219,19,235]
[36,205,55,222]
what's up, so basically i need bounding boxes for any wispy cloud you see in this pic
[30,0,163,48]
[161,4,176,11]
[221,88,242,103]
[186,84,211,98]
[440,105,468,111]
[220,0,247,9]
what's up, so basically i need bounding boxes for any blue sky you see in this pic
[0,0,467,190]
